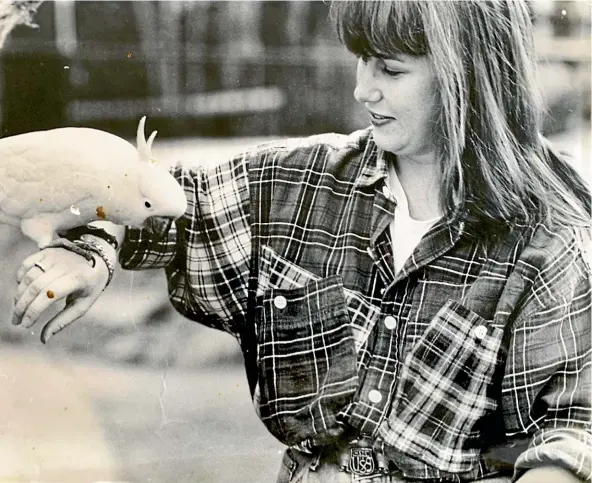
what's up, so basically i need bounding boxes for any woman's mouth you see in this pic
[369,111,395,126]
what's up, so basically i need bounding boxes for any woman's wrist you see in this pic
[60,222,124,289]
[41,236,117,289]
[75,234,116,288]
[66,225,119,250]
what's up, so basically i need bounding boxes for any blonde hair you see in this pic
[331,0,590,228]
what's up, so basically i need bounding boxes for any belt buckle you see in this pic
[347,436,377,476]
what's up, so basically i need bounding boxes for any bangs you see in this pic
[330,1,428,58]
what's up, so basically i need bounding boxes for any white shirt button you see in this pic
[368,390,383,404]
[473,325,487,340]
[384,316,397,330]
[273,295,287,310]
[382,185,391,198]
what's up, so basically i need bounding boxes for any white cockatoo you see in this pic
[0,117,187,247]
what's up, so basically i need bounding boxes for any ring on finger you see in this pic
[34,262,47,273]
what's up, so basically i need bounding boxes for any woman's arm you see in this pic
[505,226,591,481]
[10,156,192,341]
[12,154,254,341]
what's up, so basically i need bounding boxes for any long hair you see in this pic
[331,0,590,228]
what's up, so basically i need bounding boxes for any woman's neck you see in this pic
[391,154,443,221]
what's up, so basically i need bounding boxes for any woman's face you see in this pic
[354,54,439,161]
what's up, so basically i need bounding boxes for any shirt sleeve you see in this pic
[118,157,253,335]
[504,226,592,481]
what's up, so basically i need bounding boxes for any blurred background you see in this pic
[0,1,589,482]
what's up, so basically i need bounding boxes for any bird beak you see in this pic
[143,216,174,239]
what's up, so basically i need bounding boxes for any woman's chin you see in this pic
[372,135,402,155]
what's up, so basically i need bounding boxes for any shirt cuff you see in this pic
[514,428,591,481]
[119,222,178,270]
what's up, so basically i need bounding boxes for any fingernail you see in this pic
[11,315,20,326]
[20,317,30,328]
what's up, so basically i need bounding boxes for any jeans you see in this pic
[276,449,513,483]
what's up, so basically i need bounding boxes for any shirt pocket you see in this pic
[380,299,505,475]
[257,244,318,295]
[255,246,358,446]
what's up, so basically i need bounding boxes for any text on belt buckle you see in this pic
[348,439,376,476]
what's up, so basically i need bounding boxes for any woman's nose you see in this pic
[354,59,382,104]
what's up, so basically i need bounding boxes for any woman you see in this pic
[12,1,591,482]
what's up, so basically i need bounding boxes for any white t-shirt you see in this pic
[387,162,441,275]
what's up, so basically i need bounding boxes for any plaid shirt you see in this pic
[119,129,591,481]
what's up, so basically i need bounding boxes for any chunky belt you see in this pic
[295,435,391,477]
[292,437,516,481]
[338,435,390,476]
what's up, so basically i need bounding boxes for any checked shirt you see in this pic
[119,128,591,481]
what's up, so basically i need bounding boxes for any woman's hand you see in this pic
[12,247,110,343]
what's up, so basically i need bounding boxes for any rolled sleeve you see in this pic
[119,222,178,270]
[119,155,253,335]
[514,428,592,481]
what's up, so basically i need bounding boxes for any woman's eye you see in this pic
[384,68,402,77]
[356,55,402,77]
[379,62,402,78]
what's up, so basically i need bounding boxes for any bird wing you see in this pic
[0,130,106,217]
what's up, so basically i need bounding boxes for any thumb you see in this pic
[40,295,94,344]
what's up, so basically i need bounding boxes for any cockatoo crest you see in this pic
[137,116,158,165]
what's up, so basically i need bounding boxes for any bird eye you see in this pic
[144,201,152,209]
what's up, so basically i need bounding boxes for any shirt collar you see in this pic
[352,128,466,231]
[353,130,389,189]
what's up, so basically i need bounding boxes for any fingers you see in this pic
[13,258,68,326]
[13,246,110,342]
[13,248,95,328]
[15,274,77,329]
[16,251,50,284]
[14,262,61,310]
[40,296,95,344]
